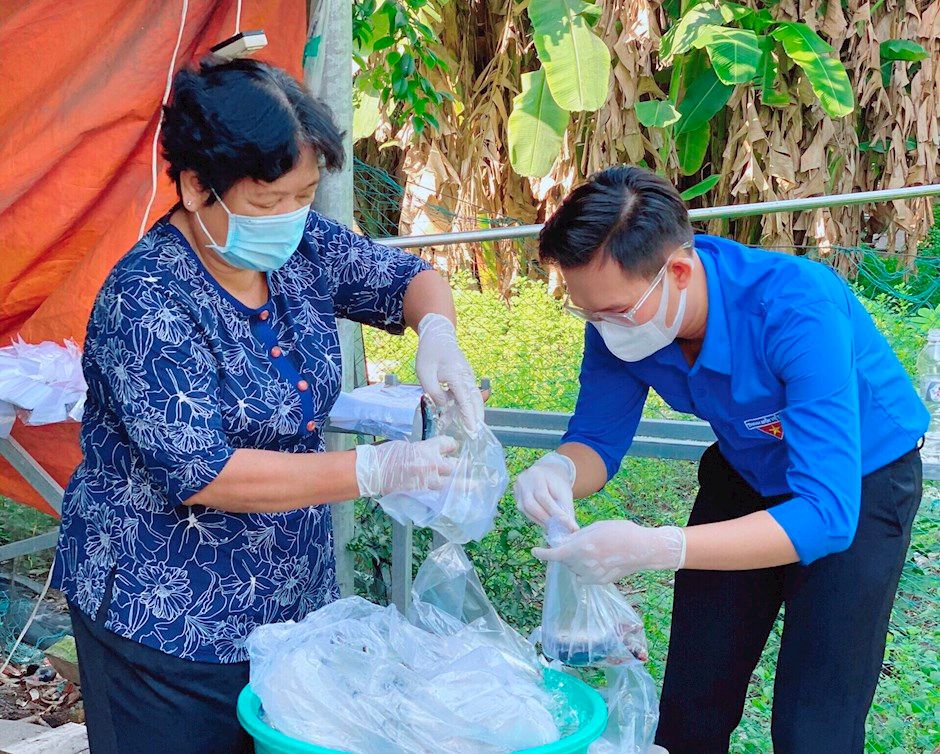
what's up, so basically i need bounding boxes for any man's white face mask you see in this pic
[564,243,692,362]
[594,267,687,362]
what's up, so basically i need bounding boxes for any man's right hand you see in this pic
[513,452,578,531]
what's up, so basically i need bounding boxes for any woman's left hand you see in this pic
[415,313,485,431]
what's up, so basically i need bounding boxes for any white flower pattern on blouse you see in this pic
[53,210,430,663]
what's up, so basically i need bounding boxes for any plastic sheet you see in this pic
[540,518,649,666]
[0,339,86,427]
[327,382,424,440]
[378,401,508,543]
[246,595,560,753]
[409,542,539,675]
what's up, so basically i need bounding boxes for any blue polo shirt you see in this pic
[564,234,928,565]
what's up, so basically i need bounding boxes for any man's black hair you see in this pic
[161,57,345,202]
[539,166,692,278]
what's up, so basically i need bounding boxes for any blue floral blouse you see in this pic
[52,210,430,663]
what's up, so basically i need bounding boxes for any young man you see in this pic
[515,166,927,753]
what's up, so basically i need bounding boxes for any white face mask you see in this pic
[594,269,687,362]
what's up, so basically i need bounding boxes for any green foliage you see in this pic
[691,25,761,85]
[528,0,611,112]
[676,121,711,175]
[674,66,732,134]
[508,69,571,178]
[879,39,928,88]
[659,4,725,60]
[679,173,721,200]
[911,306,940,333]
[639,1,855,184]
[635,99,682,129]
[351,0,451,136]
[758,35,791,106]
[771,23,854,117]
[506,0,611,177]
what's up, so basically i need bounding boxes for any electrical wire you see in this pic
[137,0,190,240]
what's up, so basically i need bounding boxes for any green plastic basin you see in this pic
[237,667,607,754]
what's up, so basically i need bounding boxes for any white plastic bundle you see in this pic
[247,546,561,754]
[0,338,86,435]
[327,383,424,440]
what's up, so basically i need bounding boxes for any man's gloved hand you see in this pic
[414,313,485,432]
[513,452,578,531]
[531,519,686,583]
[355,436,458,498]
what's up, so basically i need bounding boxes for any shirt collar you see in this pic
[693,239,732,375]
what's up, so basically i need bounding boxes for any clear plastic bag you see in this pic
[589,657,659,754]
[540,518,649,666]
[409,542,540,676]
[246,595,561,754]
[378,402,508,544]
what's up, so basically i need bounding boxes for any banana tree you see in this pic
[638,1,855,197]
[507,0,611,178]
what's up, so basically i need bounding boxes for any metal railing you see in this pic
[379,184,940,248]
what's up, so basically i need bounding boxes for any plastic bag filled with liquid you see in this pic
[539,518,649,667]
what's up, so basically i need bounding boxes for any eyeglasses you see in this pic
[563,241,692,327]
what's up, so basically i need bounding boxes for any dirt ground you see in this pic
[0,661,82,728]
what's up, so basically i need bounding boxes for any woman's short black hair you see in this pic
[539,166,692,278]
[161,57,345,202]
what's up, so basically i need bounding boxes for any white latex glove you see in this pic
[531,519,686,583]
[355,436,458,498]
[513,452,578,532]
[414,313,484,432]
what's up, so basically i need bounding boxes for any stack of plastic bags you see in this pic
[327,382,425,440]
[0,338,87,436]
[247,544,561,754]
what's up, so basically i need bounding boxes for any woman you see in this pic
[52,57,483,753]
[515,166,926,753]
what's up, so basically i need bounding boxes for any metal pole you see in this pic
[377,183,940,249]
[306,0,360,598]
[0,437,64,514]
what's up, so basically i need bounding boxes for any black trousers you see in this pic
[69,598,252,754]
[655,444,923,754]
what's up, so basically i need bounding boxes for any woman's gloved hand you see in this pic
[415,313,485,432]
[513,452,578,531]
[355,436,458,498]
[531,519,686,583]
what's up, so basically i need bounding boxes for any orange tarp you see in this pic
[0,1,307,515]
